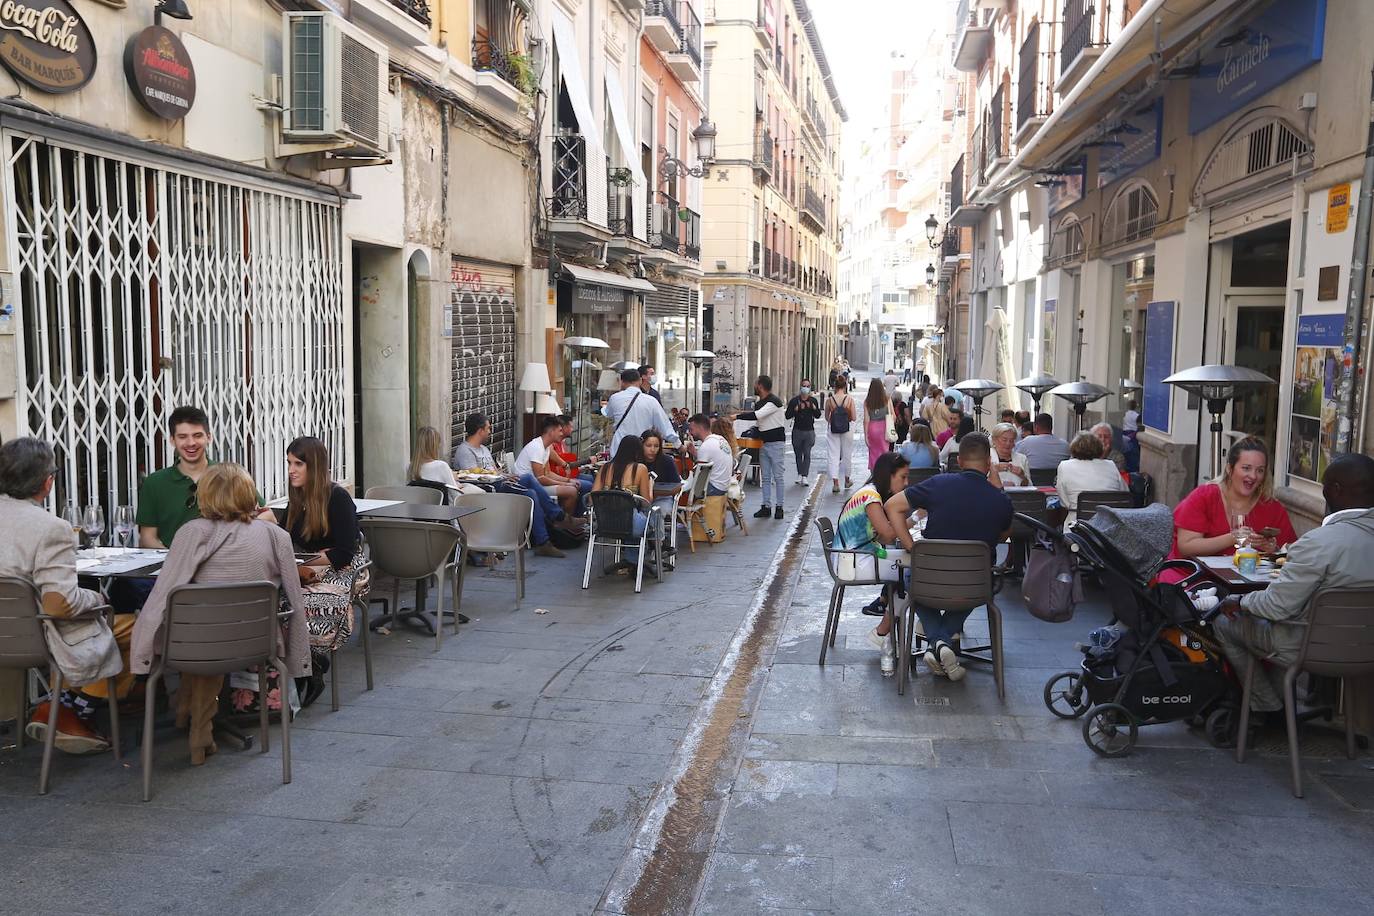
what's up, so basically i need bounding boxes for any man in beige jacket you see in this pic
[0,438,123,754]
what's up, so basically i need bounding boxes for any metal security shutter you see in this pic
[449,258,518,455]
[644,283,692,317]
[8,132,346,512]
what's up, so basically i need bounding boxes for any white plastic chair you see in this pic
[454,492,533,607]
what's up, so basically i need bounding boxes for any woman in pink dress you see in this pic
[1160,436,1297,583]
[863,378,891,472]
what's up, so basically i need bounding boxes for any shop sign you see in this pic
[572,283,629,315]
[1188,0,1326,135]
[124,25,196,120]
[1142,300,1175,433]
[0,0,97,94]
[1326,183,1350,234]
[1289,314,1345,482]
[1046,161,1084,217]
[1098,100,1162,189]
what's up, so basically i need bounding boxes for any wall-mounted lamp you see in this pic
[925,263,936,287]
[924,213,940,249]
[660,120,718,181]
[155,0,192,24]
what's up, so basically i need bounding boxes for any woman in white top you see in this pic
[937,415,975,466]
[986,422,1031,489]
[409,426,480,497]
[1055,431,1127,523]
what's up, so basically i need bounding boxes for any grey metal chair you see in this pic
[1029,467,1058,488]
[1002,489,1051,577]
[0,578,123,794]
[141,582,288,801]
[365,485,444,506]
[360,518,466,650]
[897,539,1003,698]
[729,453,752,535]
[907,466,941,484]
[582,490,666,593]
[329,556,376,712]
[454,492,532,608]
[1236,587,1374,798]
[1074,489,1134,524]
[813,518,891,667]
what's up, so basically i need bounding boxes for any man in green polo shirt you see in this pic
[137,405,217,548]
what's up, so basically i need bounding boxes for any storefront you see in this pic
[448,258,519,456]
[643,282,699,410]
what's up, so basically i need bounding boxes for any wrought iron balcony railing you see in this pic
[1016,21,1049,132]
[646,1,683,42]
[683,207,701,261]
[473,37,522,90]
[607,170,635,237]
[389,0,431,25]
[969,124,985,191]
[754,127,774,178]
[1061,0,1099,77]
[650,194,681,253]
[549,134,588,220]
[679,2,702,66]
[941,226,961,260]
[949,154,964,212]
[802,185,825,228]
[988,83,1006,163]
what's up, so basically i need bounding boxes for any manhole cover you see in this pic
[913,696,951,707]
[486,568,536,579]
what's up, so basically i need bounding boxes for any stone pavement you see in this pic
[3,416,1374,915]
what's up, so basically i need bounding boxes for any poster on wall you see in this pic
[1142,300,1175,433]
[1041,299,1057,376]
[1289,313,1345,482]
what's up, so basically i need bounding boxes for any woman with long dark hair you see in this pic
[594,435,656,568]
[837,452,910,677]
[863,378,892,472]
[279,436,366,706]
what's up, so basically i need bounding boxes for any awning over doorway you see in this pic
[561,263,657,293]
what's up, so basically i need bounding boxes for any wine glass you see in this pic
[1232,512,1249,551]
[62,503,82,549]
[113,506,136,554]
[82,504,105,551]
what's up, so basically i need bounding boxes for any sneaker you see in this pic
[923,647,946,678]
[845,478,853,489]
[865,626,889,651]
[534,541,566,558]
[25,702,110,755]
[860,597,885,617]
[774,507,784,520]
[938,643,966,682]
[753,507,772,519]
[832,481,840,494]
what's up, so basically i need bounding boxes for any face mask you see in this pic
[800,387,812,396]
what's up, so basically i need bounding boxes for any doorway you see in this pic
[1220,221,1290,451]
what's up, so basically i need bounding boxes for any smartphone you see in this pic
[1259,526,1280,538]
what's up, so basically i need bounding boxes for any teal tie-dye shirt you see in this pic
[837,484,883,553]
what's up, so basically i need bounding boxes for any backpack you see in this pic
[828,394,851,434]
[1021,531,1082,623]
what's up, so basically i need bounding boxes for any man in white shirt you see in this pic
[1014,413,1072,471]
[601,368,681,454]
[883,370,899,399]
[515,415,581,514]
[685,413,734,496]
[737,374,788,519]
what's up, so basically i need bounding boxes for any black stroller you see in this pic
[1028,505,1240,757]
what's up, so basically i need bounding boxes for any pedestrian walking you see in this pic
[786,379,822,486]
[737,375,787,519]
[825,376,856,493]
[863,378,895,472]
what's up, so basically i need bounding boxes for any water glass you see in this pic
[113,506,136,554]
[62,503,82,549]
[82,504,105,550]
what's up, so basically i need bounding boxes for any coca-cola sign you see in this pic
[0,0,97,94]
[125,25,196,120]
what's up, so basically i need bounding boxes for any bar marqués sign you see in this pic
[0,0,96,93]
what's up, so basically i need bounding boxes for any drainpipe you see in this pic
[1334,65,1374,455]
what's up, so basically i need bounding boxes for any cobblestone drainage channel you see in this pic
[598,478,823,915]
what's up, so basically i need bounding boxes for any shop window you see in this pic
[1194,110,1312,206]
[1102,181,1157,249]
[1229,221,1290,289]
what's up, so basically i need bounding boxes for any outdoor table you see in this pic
[1195,555,1277,595]
[359,504,485,635]
[75,547,168,581]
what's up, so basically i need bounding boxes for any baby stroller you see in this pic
[1030,505,1239,756]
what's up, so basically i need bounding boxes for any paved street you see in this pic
[3,429,1374,915]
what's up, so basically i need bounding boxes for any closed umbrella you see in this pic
[977,307,1018,417]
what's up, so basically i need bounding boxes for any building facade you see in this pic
[700,0,843,404]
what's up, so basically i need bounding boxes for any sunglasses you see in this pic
[185,482,198,510]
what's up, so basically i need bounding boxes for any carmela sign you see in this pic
[125,25,196,120]
[0,0,96,94]
[572,283,630,315]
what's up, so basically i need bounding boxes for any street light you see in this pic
[1014,374,1061,416]
[925,213,940,249]
[680,349,716,413]
[660,120,718,180]
[1162,365,1275,479]
[951,378,1005,431]
[155,0,193,23]
[925,263,936,287]
[1049,381,1111,431]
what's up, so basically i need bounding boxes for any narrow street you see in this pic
[4,408,1373,914]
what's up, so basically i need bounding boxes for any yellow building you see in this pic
[701,0,844,403]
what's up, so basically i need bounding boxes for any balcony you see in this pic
[682,208,701,262]
[472,37,529,108]
[667,3,703,83]
[606,171,636,240]
[763,247,774,278]
[804,94,825,140]
[548,134,611,242]
[1014,21,1051,145]
[948,155,964,213]
[952,0,992,72]
[950,142,986,227]
[987,83,1008,170]
[755,0,774,50]
[752,240,762,273]
[801,184,826,232]
[1060,0,1106,94]
[648,194,682,260]
[388,0,431,24]
[753,127,774,181]
[645,1,683,56]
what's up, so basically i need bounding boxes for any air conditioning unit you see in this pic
[282,12,389,152]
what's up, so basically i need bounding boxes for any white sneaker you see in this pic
[865,626,887,651]
[939,643,966,682]
[923,647,945,677]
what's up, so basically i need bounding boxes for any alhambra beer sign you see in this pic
[0,0,96,93]
[125,25,195,120]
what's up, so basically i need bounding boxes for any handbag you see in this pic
[884,410,898,444]
[42,613,123,687]
[836,547,907,583]
[1021,531,1083,623]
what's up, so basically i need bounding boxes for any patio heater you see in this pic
[1049,381,1111,431]
[680,349,716,414]
[950,378,1005,431]
[1162,365,1275,479]
[1014,374,1061,416]
[610,360,641,371]
[563,336,609,454]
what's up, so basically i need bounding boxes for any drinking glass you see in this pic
[1232,512,1249,551]
[82,504,105,551]
[62,503,82,549]
[113,506,136,554]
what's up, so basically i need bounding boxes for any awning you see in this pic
[551,10,604,160]
[604,71,648,186]
[562,263,656,293]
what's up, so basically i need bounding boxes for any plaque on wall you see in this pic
[0,0,97,94]
[125,25,196,120]
[1317,265,1339,302]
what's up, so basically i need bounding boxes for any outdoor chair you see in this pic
[944,453,960,473]
[454,492,532,608]
[729,453,752,535]
[360,518,466,650]
[1074,489,1135,525]
[582,490,666,594]
[813,518,892,667]
[677,462,713,552]
[907,466,940,485]
[365,485,443,506]
[500,452,517,476]
[141,582,288,801]
[896,539,1004,698]
[1236,587,1374,797]
[0,578,123,794]
[1029,467,1057,488]
[998,489,1051,579]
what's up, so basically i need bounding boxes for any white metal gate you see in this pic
[6,132,346,511]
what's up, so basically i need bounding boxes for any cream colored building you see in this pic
[700,0,844,402]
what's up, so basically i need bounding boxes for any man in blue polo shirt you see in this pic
[885,433,1013,681]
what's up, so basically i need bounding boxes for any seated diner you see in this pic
[835,452,909,677]
[986,422,1030,489]
[1055,431,1127,524]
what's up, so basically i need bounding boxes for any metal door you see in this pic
[448,258,517,455]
